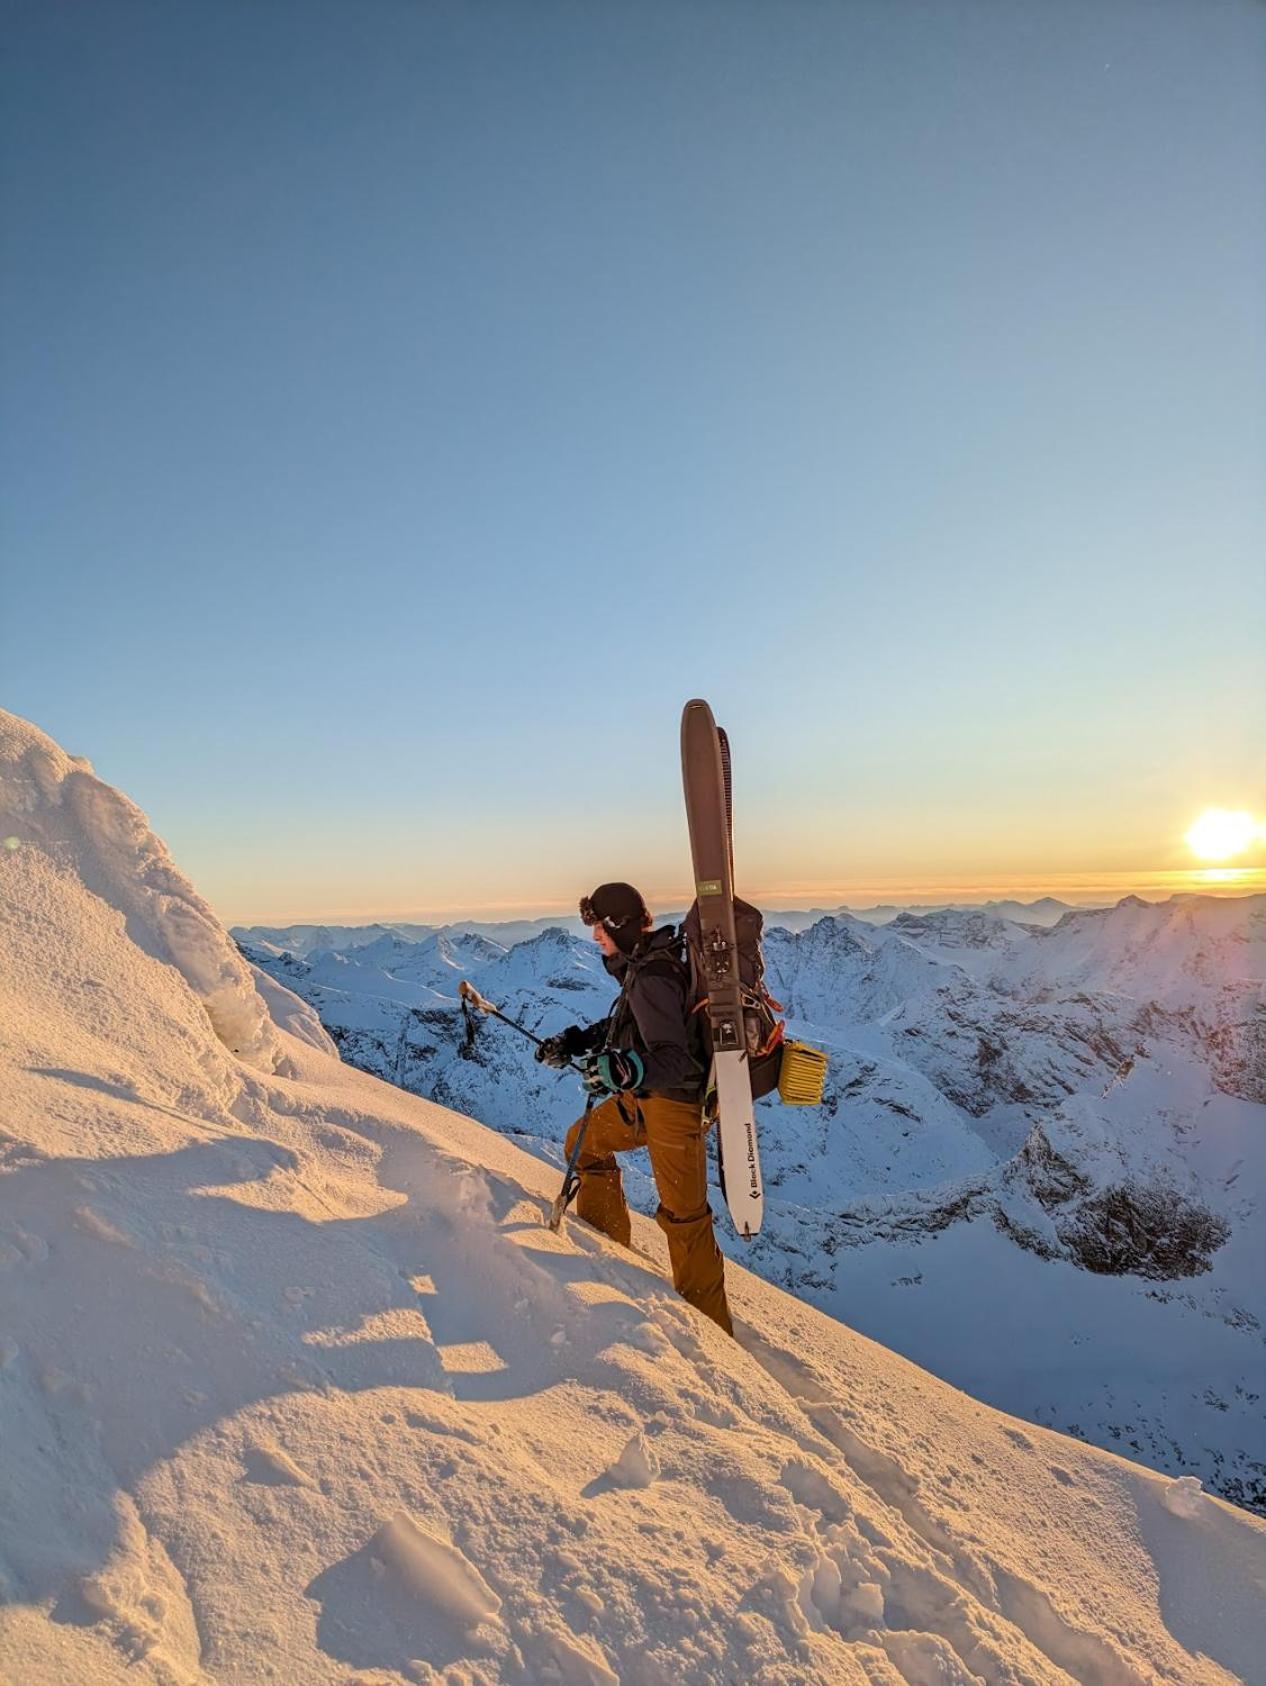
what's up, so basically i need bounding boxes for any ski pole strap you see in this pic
[460,990,478,1056]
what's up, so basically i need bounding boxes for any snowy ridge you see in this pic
[2,707,1264,1683]
[0,713,281,1073]
[234,917,583,955]
[764,915,957,1024]
[1021,895,1266,1013]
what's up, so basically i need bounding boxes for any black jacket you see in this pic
[581,926,704,1103]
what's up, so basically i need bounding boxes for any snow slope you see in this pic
[243,896,1266,1514]
[4,712,1265,1683]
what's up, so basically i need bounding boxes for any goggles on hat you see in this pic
[579,895,633,930]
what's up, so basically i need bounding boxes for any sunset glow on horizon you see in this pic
[222,866,1266,929]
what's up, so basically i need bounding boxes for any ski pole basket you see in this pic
[777,1039,829,1106]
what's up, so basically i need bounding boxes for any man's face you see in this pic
[592,921,619,957]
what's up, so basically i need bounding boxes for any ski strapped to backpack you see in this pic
[681,897,786,1101]
[597,894,813,1108]
[680,700,830,1238]
[677,900,827,1109]
[680,700,765,1235]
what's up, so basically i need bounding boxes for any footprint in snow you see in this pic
[779,1457,852,1525]
[621,1321,671,1356]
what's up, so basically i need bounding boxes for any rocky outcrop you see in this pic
[1056,1183,1230,1280]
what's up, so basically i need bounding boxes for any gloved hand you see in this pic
[580,1049,645,1097]
[535,1025,588,1068]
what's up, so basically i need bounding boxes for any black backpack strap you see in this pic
[605,937,690,1053]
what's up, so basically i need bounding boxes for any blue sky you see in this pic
[3,0,1263,921]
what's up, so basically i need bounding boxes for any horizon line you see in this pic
[221,867,1266,929]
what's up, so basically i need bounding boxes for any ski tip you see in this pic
[680,698,718,754]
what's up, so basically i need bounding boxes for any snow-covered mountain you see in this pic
[233,916,584,955]
[841,897,1078,928]
[243,893,1266,1515]
[4,706,1265,1683]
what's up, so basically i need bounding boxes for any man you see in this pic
[535,881,733,1336]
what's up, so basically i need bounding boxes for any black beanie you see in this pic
[580,882,651,951]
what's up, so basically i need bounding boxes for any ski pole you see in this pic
[458,979,547,1046]
[458,980,585,1072]
[457,980,597,1229]
[548,1094,598,1232]
[460,979,561,1055]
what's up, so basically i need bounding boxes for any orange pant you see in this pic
[564,1093,733,1335]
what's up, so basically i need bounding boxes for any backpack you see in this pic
[681,897,785,1100]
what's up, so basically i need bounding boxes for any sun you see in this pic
[1185,808,1257,863]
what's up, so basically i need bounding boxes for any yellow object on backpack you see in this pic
[777,1039,829,1106]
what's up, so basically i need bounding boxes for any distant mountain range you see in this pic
[238,893,1266,1513]
[231,896,1082,958]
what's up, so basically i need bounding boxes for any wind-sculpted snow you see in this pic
[244,888,1266,1514]
[245,964,340,1057]
[4,714,1264,1683]
[0,712,281,1073]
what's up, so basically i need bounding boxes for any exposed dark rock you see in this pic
[1014,1125,1091,1209]
[1057,1184,1230,1280]
[991,1207,1061,1260]
[1208,1006,1266,1105]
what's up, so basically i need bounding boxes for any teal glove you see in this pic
[580,1049,645,1097]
